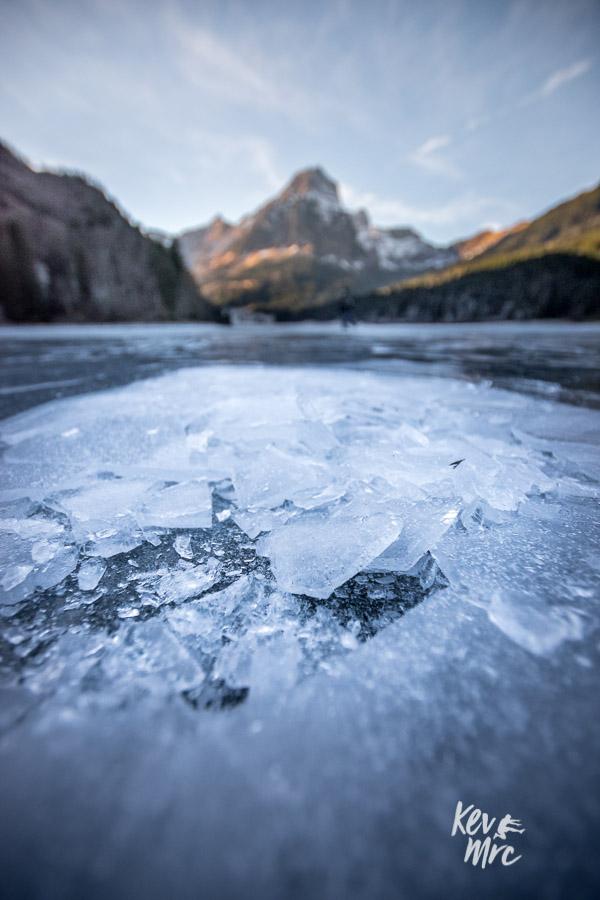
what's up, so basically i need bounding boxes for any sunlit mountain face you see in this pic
[1,133,598,323]
[178,167,456,311]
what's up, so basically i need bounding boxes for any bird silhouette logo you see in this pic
[495,814,526,841]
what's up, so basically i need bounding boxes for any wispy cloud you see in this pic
[340,182,515,233]
[408,134,460,178]
[184,131,284,194]
[170,20,282,110]
[540,58,592,97]
[239,137,283,193]
[462,57,593,137]
[165,6,316,124]
[517,58,594,108]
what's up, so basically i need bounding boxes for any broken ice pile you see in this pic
[1,364,597,695]
[0,366,577,609]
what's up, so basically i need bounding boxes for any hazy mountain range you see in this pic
[0,139,598,322]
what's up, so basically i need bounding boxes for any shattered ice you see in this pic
[0,364,598,718]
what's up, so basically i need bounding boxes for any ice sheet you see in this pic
[0,366,596,614]
[1,358,599,899]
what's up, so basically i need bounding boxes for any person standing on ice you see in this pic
[339,286,356,328]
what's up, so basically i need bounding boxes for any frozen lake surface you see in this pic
[0,322,599,899]
[1,320,599,419]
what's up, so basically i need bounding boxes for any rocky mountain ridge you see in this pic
[1,136,597,322]
[350,182,600,323]
[0,142,214,322]
[178,167,456,310]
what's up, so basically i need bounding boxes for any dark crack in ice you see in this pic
[1,486,447,718]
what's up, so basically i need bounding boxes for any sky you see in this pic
[0,0,599,243]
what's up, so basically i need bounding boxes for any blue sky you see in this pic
[1,0,598,242]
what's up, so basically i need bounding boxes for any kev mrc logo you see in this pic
[451,801,525,869]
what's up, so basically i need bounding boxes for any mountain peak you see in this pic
[207,214,233,237]
[209,214,230,226]
[178,162,455,306]
[282,167,339,202]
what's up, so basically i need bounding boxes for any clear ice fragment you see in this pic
[77,558,107,592]
[259,490,401,599]
[173,534,193,559]
[136,480,212,530]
